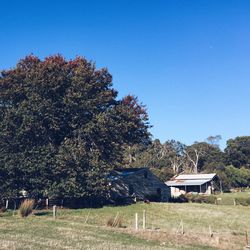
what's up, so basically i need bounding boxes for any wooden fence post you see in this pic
[143,210,146,230]
[53,205,57,219]
[180,220,184,235]
[135,213,138,231]
[209,225,213,237]
[84,211,90,224]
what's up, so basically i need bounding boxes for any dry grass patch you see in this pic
[106,214,124,228]
[19,199,35,218]
[117,228,246,250]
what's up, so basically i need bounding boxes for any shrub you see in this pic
[171,194,217,204]
[170,194,188,203]
[224,165,250,188]
[106,215,123,228]
[185,193,197,203]
[201,195,217,204]
[19,199,35,218]
[0,207,7,213]
[185,194,217,204]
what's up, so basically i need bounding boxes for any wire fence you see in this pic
[3,201,249,249]
[2,194,250,248]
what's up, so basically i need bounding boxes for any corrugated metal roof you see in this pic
[166,179,211,186]
[174,173,216,180]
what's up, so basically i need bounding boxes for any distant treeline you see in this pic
[124,136,250,191]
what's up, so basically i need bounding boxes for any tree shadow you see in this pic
[34,211,51,216]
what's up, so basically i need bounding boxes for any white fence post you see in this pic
[5,200,9,209]
[53,205,57,219]
[46,198,49,209]
[135,213,138,231]
[143,210,146,230]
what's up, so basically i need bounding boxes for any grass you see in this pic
[0,214,169,250]
[0,193,249,250]
[215,189,250,205]
[19,199,35,218]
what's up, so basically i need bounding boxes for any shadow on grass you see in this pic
[34,211,52,216]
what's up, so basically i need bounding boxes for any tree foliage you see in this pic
[0,55,150,199]
[127,135,250,189]
[1,55,250,197]
[183,142,224,173]
[225,136,250,168]
[212,165,250,192]
[124,139,185,172]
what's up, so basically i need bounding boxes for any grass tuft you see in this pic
[19,199,35,218]
[106,215,123,228]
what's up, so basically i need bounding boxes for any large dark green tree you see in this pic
[225,136,250,168]
[0,55,150,199]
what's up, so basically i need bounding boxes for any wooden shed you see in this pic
[166,173,219,197]
[107,168,170,205]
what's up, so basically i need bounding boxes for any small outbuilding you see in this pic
[166,173,219,197]
[107,168,171,205]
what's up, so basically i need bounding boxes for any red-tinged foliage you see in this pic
[122,95,149,121]
[17,54,41,70]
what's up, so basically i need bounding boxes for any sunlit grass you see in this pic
[0,194,249,250]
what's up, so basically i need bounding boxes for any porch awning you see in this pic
[166,179,211,187]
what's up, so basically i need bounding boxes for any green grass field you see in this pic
[215,189,250,205]
[0,192,249,250]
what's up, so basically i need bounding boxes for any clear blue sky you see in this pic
[1,0,250,149]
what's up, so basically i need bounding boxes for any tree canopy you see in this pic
[225,136,250,168]
[0,55,151,199]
